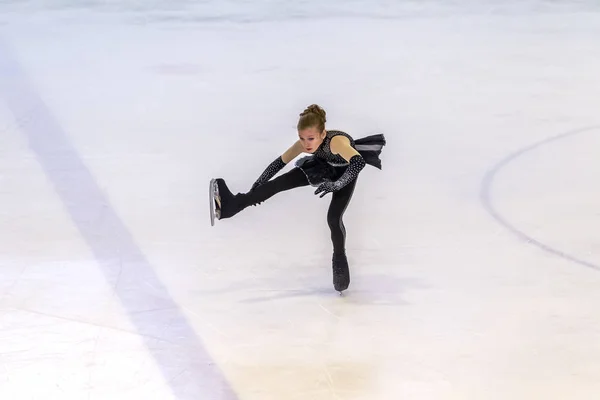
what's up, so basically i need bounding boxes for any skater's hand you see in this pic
[314,181,340,198]
[315,155,365,198]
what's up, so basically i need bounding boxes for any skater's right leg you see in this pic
[216,167,309,219]
[326,174,358,292]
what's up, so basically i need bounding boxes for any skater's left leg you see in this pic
[217,167,309,219]
[326,177,358,291]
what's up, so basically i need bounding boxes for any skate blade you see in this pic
[209,179,216,226]
[214,181,221,219]
[209,178,221,226]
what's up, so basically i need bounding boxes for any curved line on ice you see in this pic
[479,125,600,271]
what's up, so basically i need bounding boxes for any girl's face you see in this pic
[298,127,326,153]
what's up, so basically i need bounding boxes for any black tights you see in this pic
[220,167,357,255]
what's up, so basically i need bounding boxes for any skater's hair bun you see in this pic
[297,104,326,132]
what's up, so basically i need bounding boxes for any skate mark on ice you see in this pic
[480,125,600,272]
[0,37,239,399]
[318,303,342,320]
[322,363,341,400]
[10,306,185,344]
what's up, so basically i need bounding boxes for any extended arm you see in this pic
[314,136,366,198]
[251,140,304,190]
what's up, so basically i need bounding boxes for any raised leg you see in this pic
[216,167,309,220]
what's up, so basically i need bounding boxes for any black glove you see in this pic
[314,155,366,198]
[251,156,286,191]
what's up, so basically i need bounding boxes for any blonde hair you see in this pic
[297,104,326,132]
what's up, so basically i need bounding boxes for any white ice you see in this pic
[1,1,600,399]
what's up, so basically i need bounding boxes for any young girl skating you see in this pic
[209,104,386,293]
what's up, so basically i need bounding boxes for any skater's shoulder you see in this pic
[329,134,351,147]
[329,133,360,161]
[327,130,355,146]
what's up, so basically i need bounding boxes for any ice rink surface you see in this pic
[1,1,600,399]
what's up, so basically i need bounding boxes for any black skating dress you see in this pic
[295,130,386,186]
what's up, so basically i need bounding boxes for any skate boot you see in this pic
[210,178,259,225]
[213,178,239,218]
[332,252,350,293]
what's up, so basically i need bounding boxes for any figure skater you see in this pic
[209,104,386,293]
